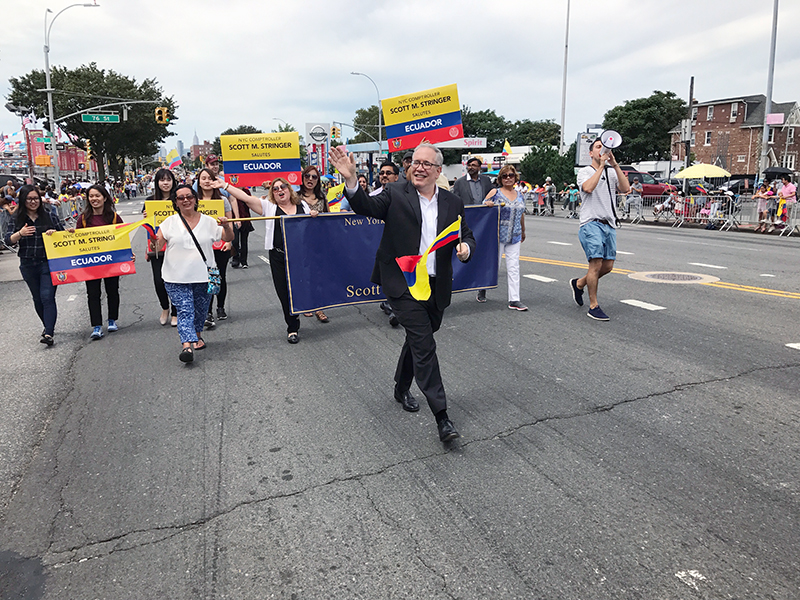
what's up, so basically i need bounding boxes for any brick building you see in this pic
[190,140,213,160]
[671,94,799,177]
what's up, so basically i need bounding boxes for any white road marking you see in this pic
[621,299,666,311]
[688,262,727,270]
[258,255,270,265]
[547,241,572,246]
[656,237,762,252]
[760,273,776,277]
[67,294,77,302]
[616,250,634,255]
[524,274,557,283]
[675,570,707,591]
[786,343,800,351]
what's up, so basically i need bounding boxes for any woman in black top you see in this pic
[4,185,65,345]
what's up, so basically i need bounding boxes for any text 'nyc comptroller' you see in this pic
[382,83,463,152]
[220,131,302,188]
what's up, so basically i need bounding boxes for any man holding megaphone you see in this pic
[569,133,630,321]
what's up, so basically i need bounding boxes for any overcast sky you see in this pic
[2,0,799,157]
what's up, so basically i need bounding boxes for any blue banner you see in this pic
[283,205,499,314]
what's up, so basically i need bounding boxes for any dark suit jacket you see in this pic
[347,180,476,310]
[452,174,494,205]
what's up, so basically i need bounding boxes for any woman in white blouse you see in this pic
[155,184,233,363]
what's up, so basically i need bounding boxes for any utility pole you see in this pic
[684,76,694,194]
[759,0,779,178]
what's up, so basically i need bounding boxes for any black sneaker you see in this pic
[241,264,248,269]
[217,307,228,320]
[570,278,584,306]
[587,306,610,321]
[204,313,216,328]
[476,290,487,303]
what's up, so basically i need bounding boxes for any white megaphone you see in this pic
[599,130,622,155]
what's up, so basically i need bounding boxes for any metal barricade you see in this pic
[0,208,17,253]
[778,202,799,237]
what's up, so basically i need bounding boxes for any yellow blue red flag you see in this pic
[396,216,461,301]
[326,182,345,212]
[503,139,511,156]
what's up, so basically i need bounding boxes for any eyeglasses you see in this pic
[501,173,516,179]
[379,170,395,176]
[272,184,289,192]
[303,173,319,180]
[411,160,440,170]
[25,196,41,202]
[176,194,195,201]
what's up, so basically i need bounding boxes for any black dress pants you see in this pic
[269,248,299,334]
[389,283,447,415]
[86,276,119,327]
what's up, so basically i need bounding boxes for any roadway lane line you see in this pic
[258,255,270,265]
[701,281,800,299]
[760,274,776,277]
[621,299,666,311]
[523,274,557,283]
[616,250,634,255]
[689,262,727,269]
[547,241,572,246]
[655,237,763,251]
[786,343,800,351]
[518,254,799,299]
[67,295,77,302]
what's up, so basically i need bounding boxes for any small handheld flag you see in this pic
[502,139,511,156]
[326,182,345,212]
[396,216,462,301]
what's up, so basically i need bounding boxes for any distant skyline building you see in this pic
[177,140,185,158]
[192,130,199,147]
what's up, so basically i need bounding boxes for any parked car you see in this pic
[719,178,755,194]
[620,167,676,196]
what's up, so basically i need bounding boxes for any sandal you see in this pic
[287,332,299,344]
[193,337,206,350]
[179,347,194,363]
[303,312,313,317]
[315,310,329,323]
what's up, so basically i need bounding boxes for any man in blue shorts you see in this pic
[570,138,630,321]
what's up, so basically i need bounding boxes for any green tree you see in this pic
[461,106,509,152]
[602,91,687,164]
[507,119,560,147]
[9,62,176,181]
[212,125,263,157]
[350,105,381,144]
[519,142,576,188]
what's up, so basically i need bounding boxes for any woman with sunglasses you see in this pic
[4,185,66,345]
[296,165,330,323]
[155,184,233,363]
[238,178,316,343]
[143,168,178,326]
[476,165,527,311]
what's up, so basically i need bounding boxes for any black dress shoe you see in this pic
[437,419,460,442]
[394,387,420,412]
[388,312,399,327]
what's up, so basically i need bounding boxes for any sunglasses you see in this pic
[501,173,516,179]
[303,173,319,180]
[272,184,289,192]
[176,194,195,201]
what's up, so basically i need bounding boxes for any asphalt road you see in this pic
[1,201,798,599]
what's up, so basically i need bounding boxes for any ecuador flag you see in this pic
[396,216,461,301]
[326,182,345,212]
[502,139,512,156]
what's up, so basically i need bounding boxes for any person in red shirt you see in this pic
[76,185,129,340]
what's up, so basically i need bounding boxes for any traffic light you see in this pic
[85,139,93,162]
[330,126,341,140]
[155,107,169,124]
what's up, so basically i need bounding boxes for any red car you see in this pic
[621,167,676,197]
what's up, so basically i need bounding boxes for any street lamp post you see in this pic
[350,72,382,154]
[44,2,100,190]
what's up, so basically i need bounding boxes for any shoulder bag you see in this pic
[178,213,221,295]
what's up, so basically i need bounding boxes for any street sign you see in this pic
[34,137,53,143]
[81,114,120,123]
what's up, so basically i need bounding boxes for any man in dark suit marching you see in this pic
[452,157,494,205]
[330,142,476,442]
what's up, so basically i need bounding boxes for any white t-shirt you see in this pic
[160,213,222,283]
[577,165,620,228]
